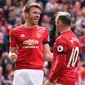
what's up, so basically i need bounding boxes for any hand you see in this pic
[43,80,52,85]
[8,52,17,62]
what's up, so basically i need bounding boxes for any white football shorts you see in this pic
[13,69,44,85]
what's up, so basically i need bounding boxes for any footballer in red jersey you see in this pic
[10,25,49,70]
[9,2,53,85]
[44,12,80,85]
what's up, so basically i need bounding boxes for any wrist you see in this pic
[8,52,16,57]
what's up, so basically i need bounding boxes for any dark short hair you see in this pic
[24,2,41,13]
[58,13,71,26]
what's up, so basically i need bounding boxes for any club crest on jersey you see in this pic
[36,33,41,38]
[57,45,63,52]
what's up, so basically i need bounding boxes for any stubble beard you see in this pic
[33,20,38,25]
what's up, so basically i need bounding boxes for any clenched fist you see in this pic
[8,52,17,62]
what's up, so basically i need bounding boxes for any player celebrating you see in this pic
[43,12,80,85]
[8,2,53,85]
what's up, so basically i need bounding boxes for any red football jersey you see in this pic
[49,30,80,85]
[10,25,49,70]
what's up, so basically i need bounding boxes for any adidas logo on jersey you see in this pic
[20,34,25,37]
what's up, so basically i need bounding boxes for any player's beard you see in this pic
[29,17,39,25]
[33,19,39,25]
[28,13,39,25]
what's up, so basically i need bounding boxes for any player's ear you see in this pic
[57,20,61,26]
[25,12,29,17]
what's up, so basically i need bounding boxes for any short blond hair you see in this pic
[24,2,41,12]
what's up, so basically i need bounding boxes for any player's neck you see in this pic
[24,21,36,29]
[60,26,70,34]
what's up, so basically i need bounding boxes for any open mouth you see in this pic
[34,18,39,21]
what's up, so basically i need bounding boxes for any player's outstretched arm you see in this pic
[43,44,53,62]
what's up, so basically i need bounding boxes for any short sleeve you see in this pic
[9,30,17,47]
[43,29,49,44]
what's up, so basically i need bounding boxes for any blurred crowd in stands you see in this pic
[0,0,85,85]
